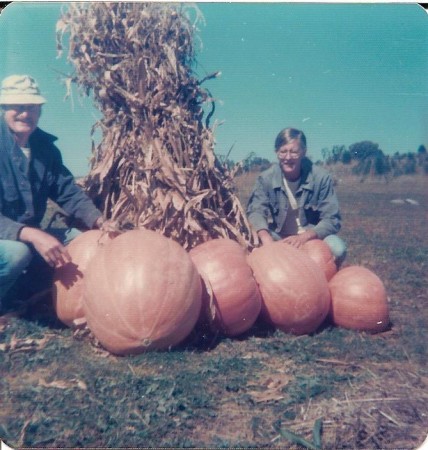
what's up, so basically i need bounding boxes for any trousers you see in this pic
[0,227,81,309]
[322,234,347,266]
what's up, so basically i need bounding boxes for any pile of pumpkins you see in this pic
[53,229,390,356]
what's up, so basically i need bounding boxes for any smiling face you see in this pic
[2,104,41,146]
[276,139,306,181]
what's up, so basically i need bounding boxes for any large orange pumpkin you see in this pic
[189,238,262,336]
[328,265,389,333]
[248,242,330,335]
[83,229,202,355]
[301,239,337,281]
[52,230,117,328]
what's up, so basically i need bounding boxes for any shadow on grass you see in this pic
[177,315,277,353]
[1,286,66,331]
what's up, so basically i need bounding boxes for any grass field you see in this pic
[0,172,427,449]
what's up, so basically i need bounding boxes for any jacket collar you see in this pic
[29,127,58,146]
[272,157,315,191]
[271,163,284,189]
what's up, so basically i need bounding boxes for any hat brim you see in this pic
[0,94,46,105]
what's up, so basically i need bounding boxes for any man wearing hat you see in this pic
[0,74,106,310]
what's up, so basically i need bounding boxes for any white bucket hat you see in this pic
[0,75,47,105]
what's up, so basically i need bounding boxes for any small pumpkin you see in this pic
[248,242,330,335]
[189,238,262,336]
[83,229,202,355]
[52,229,117,328]
[301,239,337,281]
[329,265,389,333]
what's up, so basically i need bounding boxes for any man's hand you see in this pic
[257,229,275,246]
[19,227,71,268]
[281,229,317,249]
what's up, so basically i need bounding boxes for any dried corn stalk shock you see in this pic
[56,2,256,250]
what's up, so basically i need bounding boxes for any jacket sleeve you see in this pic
[311,174,341,239]
[0,209,26,240]
[49,151,102,229]
[246,175,272,232]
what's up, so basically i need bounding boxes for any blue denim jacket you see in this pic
[246,159,341,239]
[0,116,102,240]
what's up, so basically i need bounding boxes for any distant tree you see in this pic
[417,144,427,168]
[417,145,427,155]
[341,150,352,164]
[349,141,381,160]
[241,152,271,172]
[321,147,331,163]
[352,158,371,177]
[321,145,349,165]
[374,152,390,175]
[403,155,417,174]
[330,145,347,164]
[390,157,403,177]
[350,141,390,180]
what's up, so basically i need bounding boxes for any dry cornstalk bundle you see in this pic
[56,2,255,249]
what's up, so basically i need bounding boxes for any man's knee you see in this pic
[323,235,347,265]
[0,241,33,278]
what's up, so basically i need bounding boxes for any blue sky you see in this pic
[0,2,427,176]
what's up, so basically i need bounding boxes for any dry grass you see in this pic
[2,1,428,444]
[0,172,427,449]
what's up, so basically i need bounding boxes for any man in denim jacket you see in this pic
[246,127,346,264]
[0,75,106,309]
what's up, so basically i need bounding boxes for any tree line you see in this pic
[320,141,428,177]
[219,152,272,174]
[219,141,428,178]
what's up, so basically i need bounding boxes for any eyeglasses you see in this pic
[2,104,41,113]
[277,149,301,159]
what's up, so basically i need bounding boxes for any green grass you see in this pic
[0,173,427,449]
